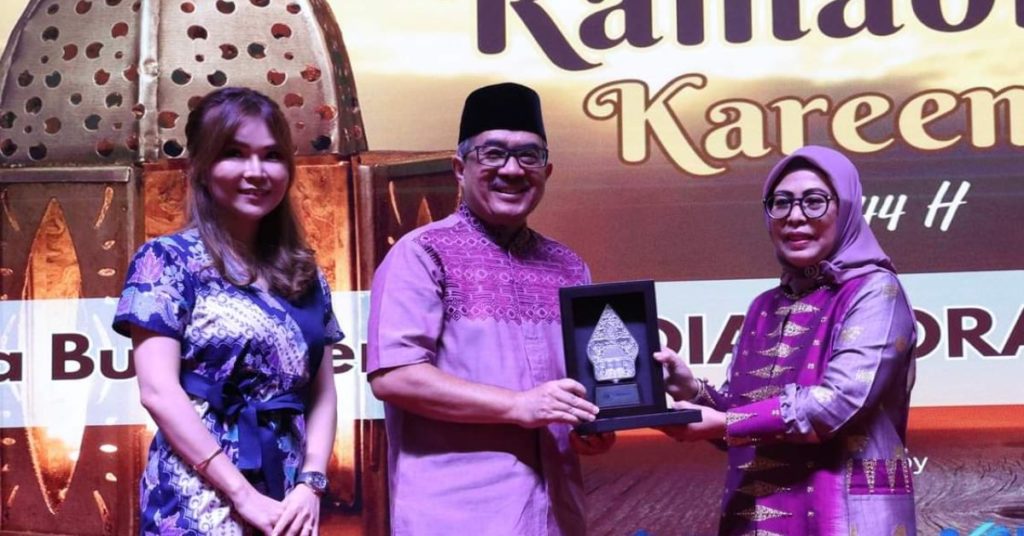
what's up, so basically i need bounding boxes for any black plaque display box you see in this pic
[560,280,702,435]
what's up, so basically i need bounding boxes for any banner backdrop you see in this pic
[3,268,1023,431]
[2,1,1024,534]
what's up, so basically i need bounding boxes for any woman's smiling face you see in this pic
[768,168,839,269]
[206,114,290,240]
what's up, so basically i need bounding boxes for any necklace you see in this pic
[782,282,825,300]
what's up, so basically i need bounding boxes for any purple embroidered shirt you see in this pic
[367,204,591,535]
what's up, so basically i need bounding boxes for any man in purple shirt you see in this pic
[367,83,612,535]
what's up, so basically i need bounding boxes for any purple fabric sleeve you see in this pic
[726,397,787,442]
[781,272,915,442]
[366,237,445,375]
[703,374,731,411]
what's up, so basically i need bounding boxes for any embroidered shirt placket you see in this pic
[508,248,542,387]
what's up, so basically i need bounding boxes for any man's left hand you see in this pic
[570,431,616,455]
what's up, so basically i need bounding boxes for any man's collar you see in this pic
[456,203,534,250]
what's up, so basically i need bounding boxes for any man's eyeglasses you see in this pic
[468,146,549,169]
[763,193,833,220]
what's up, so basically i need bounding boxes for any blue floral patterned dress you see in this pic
[112,229,343,535]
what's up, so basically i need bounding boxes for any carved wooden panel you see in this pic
[353,150,459,290]
[0,168,138,301]
[1,425,145,536]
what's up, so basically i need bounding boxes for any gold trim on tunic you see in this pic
[747,365,794,379]
[902,459,913,492]
[845,460,855,492]
[775,302,820,316]
[758,342,798,358]
[738,481,790,497]
[864,459,878,493]
[810,386,836,404]
[726,435,757,447]
[736,505,792,522]
[885,458,899,490]
[742,385,783,402]
[839,326,865,344]
[767,321,809,338]
[726,411,756,425]
[738,456,787,472]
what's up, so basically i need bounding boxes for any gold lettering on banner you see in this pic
[962,87,1024,147]
[583,75,724,176]
[584,75,1024,177]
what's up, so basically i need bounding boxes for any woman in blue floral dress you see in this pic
[113,88,342,535]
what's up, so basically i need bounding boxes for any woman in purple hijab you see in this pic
[657,146,917,535]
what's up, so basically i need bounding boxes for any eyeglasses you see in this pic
[763,192,833,220]
[468,146,549,169]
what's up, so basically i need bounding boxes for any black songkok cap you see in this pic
[458,82,546,143]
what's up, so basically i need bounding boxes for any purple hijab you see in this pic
[763,145,895,292]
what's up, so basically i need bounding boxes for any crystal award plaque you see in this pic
[560,280,702,434]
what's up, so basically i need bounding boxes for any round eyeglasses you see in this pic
[469,146,549,169]
[763,193,833,220]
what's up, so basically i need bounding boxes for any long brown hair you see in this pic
[184,87,317,301]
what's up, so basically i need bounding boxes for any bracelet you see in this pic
[192,446,222,473]
[688,379,705,402]
[688,378,712,405]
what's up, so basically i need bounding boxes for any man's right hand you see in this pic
[510,379,599,428]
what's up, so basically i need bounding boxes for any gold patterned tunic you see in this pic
[697,272,917,536]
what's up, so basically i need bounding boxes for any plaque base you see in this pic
[595,383,641,408]
[575,408,702,435]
